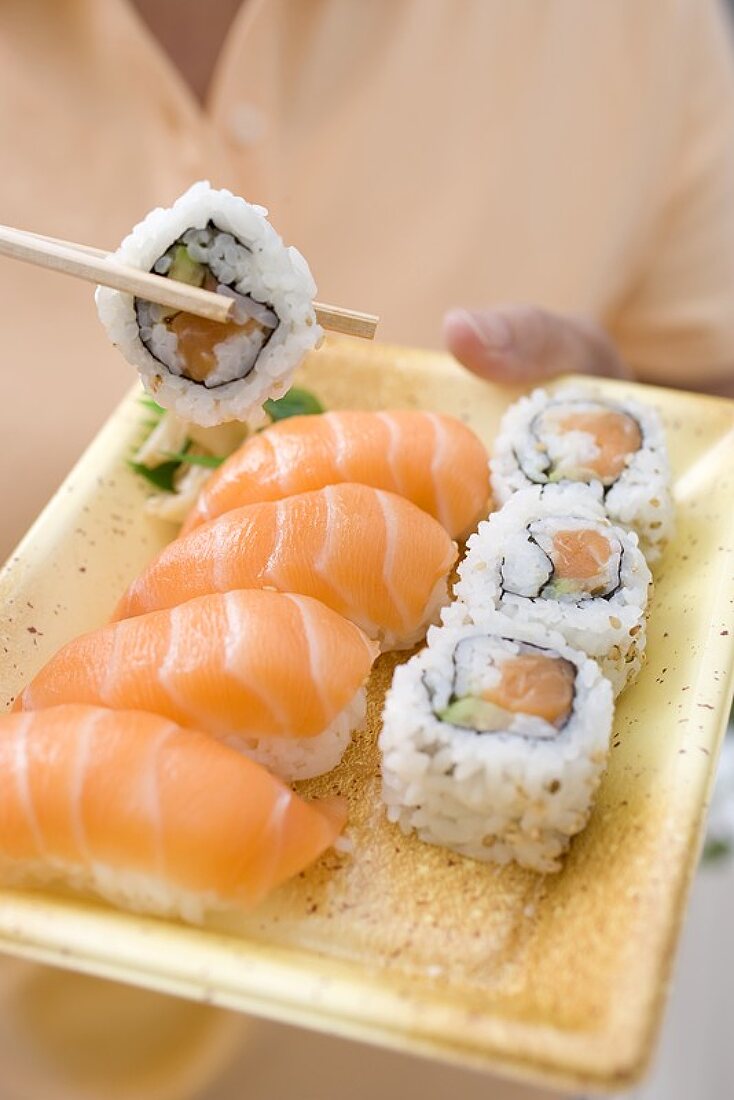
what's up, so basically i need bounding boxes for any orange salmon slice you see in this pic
[0,704,345,915]
[484,654,575,726]
[551,528,611,579]
[558,410,641,480]
[170,312,265,383]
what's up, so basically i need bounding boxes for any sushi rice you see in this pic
[0,857,224,926]
[491,386,674,563]
[234,687,368,782]
[96,181,321,427]
[0,706,346,923]
[16,590,377,786]
[442,484,651,695]
[380,617,614,873]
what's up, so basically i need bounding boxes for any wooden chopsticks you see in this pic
[0,226,232,323]
[0,225,379,340]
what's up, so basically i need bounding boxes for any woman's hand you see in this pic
[443,306,631,384]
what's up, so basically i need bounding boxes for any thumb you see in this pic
[443,305,630,384]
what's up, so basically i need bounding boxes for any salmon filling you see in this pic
[525,401,643,487]
[168,311,269,384]
[556,410,641,481]
[551,528,611,580]
[500,517,622,601]
[439,637,576,735]
[135,223,279,388]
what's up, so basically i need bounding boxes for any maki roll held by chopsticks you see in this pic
[96,182,322,427]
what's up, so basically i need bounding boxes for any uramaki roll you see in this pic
[380,617,613,873]
[96,181,321,427]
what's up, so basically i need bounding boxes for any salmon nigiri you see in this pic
[0,705,345,922]
[16,590,378,781]
[181,410,490,538]
[115,484,458,650]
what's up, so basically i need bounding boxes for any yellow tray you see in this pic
[1,341,733,1093]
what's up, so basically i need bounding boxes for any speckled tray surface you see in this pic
[1,341,733,1092]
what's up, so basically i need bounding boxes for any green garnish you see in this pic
[132,386,324,494]
[138,395,166,416]
[129,433,196,490]
[168,244,205,287]
[264,387,324,421]
[163,451,225,469]
[128,459,182,493]
[439,696,509,732]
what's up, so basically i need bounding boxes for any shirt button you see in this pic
[228,103,268,147]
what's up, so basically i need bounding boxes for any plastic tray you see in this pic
[1,341,733,1092]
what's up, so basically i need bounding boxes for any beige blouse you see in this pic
[1,0,734,556]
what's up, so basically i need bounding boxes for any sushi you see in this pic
[181,409,490,539]
[442,485,651,694]
[491,386,674,562]
[96,182,321,428]
[113,484,458,651]
[0,705,345,923]
[379,617,613,872]
[15,590,378,781]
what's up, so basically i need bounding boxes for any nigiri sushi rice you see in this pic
[379,618,613,872]
[0,706,345,923]
[443,484,651,694]
[114,484,458,652]
[96,182,321,427]
[16,590,378,783]
[491,386,674,562]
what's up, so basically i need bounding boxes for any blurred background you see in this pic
[1,2,734,1098]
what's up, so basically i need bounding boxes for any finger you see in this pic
[443,305,630,384]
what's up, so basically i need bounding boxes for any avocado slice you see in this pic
[168,244,205,288]
[543,578,580,599]
[438,695,511,733]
